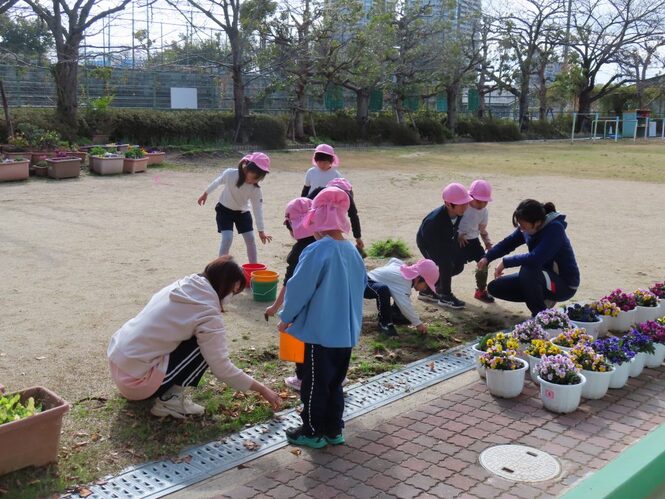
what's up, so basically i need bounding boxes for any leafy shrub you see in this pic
[524,119,568,139]
[309,112,361,143]
[367,115,420,145]
[367,238,412,258]
[244,114,286,149]
[414,114,445,143]
[456,118,521,142]
[124,146,146,159]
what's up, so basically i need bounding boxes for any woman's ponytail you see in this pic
[512,198,552,227]
[543,202,556,214]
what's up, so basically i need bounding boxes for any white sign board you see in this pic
[170,87,198,109]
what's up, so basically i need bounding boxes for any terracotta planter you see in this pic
[46,157,81,179]
[69,151,89,166]
[123,157,148,173]
[0,160,30,182]
[538,374,586,413]
[581,367,614,399]
[90,156,124,175]
[3,151,31,161]
[33,165,48,177]
[146,151,166,165]
[30,151,56,166]
[0,386,70,475]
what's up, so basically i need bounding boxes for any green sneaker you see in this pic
[325,433,345,445]
[285,426,327,449]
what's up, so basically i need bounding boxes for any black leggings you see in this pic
[154,337,209,398]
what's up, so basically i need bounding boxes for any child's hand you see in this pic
[355,238,365,250]
[477,257,489,271]
[416,323,427,334]
[484,242,493,251]
[264,304,278,318]
[259,231,273,244]
[277,321,290,332]
[197,192,208,206]
[458,234,468,247]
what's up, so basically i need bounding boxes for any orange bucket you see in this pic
[251,270,279,283]
[241,263,266,287]
[279,332,305,363]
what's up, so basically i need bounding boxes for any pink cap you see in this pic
[326,177,353,192]
[242,152,270,172]
[285,197,314,240]
[442,182,473,205]
[400,259,439,294]
[304,187,351,233]
[469,179,492,202]
[312,144,339,167]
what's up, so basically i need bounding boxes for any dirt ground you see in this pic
[1,142,664,404]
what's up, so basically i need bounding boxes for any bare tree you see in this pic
[0,0,17,15]
[618,37,665,108]
[23,0,131,138]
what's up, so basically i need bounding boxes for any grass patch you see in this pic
[367,238,412,259]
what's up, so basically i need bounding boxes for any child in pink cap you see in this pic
[365,258,439,336]
[300,144,343,197]
[278,187,366,449]
[197,153,273,262]
[458,179,495,303]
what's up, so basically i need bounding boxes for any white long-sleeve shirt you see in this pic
[205,168,265,231]
[367,258,422,326]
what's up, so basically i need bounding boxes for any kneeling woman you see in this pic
[477,199,580,316]
[108,256,281,418]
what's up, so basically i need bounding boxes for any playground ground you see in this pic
[1,140,664,496]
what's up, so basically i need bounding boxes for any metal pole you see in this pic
[614,116,619,142]
[132,0,135,68]
[571,112,576,143]
[146,1,151,62]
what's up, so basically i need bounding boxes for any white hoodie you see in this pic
[108,273,254,393]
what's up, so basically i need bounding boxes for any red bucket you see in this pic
[241,263,266,287]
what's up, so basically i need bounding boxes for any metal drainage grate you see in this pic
[71,343,476,498]
[479,445,561,482]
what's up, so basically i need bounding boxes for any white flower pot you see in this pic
[635,305,660,323]
[609,360,632,389]
[538,374,586,413]
[472,343,486,379]
[543,327,564,340]
[657,299,665,317]
[581,367,614,399]
[552,343,572,354]
[527,355,542,384]
[485,358,528,398]
[570,318,603,340]
[629,351,647,377]
[613,309,636,332]
[600,315,620,334]
[645,343,665,368]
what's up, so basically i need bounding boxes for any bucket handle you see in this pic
[252,283,278,296]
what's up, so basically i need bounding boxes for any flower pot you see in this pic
[0,160,30,182]
[543,327,564,340]
[581,367,614,399]
[657,299,665,317]
[30,151,56,166]
[91,156,124,175]
[472,343,486,379]
[609,360,632,389]
[538,374,586,413]
[645,343,665,368]
[613,309,636,332]
[123,157,148,173]
[46,157,81,179]
[635,305,660,323]
[485,358,528,398]
[3,151,31,160]
[600,315,620,334]
[33,165,48,177]
[629,351,647,377]
[0,386,70,475]
[146,151,166,165]
[527,354,542,384]
[116,144,130,152]
[570,318,603,339]
[69,151,89,166]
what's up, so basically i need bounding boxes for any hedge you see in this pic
[456,118,522,142]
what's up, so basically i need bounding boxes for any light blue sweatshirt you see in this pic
[279,236,367,348]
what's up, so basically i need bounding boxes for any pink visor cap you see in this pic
[285,197,314,240]
[399,259,439,294]
[304,187,351,233]
[469,179,492,202]
[242,152,271,172]
[442,182,473,205]
[326,177,353,192]
[312,144,340,167]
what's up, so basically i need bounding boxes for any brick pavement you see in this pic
[177,366,665,498]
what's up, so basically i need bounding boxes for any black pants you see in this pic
[417,237,463,296]
[300,343,352,437]
[154,337,208,398]
[364,278,393,326]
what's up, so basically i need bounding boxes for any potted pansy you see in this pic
[622,330,655,378]
[510,320,548,353]
[591,299,621,335]
[145,147,166,165]
[591,337,636,389]
[634,289,660,323]
[0,156,30,182]
[89,146,124,175]
[551,328,593,353]
[568,345,614,399]
[634,321,665,368]
[524,339,562,384]
[123,146,148,173]
[45,150,82,179]
[535,308,572,338]
[479,345,528,398]
[534,354,586,413]
[566,304,603,339]
[472,332,518,379]
[603,289,637,331]
[649,282,664,315]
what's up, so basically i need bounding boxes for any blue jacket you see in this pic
[485,212,580,288]
[416,206,461,263]
[279,236,367,348]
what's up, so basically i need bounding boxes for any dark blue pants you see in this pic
[487,266,577,316]
[154,336,208,398]
[300,343,352,437]
[364,279,393,326]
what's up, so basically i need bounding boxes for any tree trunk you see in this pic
[52,42,80,141]
[576,89,594,133]
[445,84,459,132]
[476,83,486,119]
[356,88,370,138]
[229,33,245,141]
[518,80,530,132]
[294,82,307,140]
[537,65,547,120]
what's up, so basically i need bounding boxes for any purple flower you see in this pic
[511,320,548,343]
[591,337,635,365]
[534,354,581,385]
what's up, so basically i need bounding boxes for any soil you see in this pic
[1,145,664,404]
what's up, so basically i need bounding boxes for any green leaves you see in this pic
[0,394,41,425]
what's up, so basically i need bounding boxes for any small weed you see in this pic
[367,238,412,259]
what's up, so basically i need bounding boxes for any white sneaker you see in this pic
[151,391,205,418]
[285,376,302,391]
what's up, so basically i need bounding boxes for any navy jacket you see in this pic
[416,206,462,262]
[485,212,580,288]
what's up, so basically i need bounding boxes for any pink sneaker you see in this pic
[285,376,302,391]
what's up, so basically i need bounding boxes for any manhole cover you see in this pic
[479,445,560,482]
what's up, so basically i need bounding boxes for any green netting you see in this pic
[404,95,420,111]
[369,89,383,112]
[324,84,344,111]
[467,88,479,112]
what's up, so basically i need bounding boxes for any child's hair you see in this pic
[512,199,556,227]
[236,160,267,188]
[314,152,334,163]
[203,255,246,308]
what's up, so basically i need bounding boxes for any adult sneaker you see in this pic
[285,426,327,449]
[284,376,302,391]
[474,289,495,303]
[379,323,398,337]
[417,291,440,303]
[325,433,345,445]
[437,293,466,309]
[150,391,205,419]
